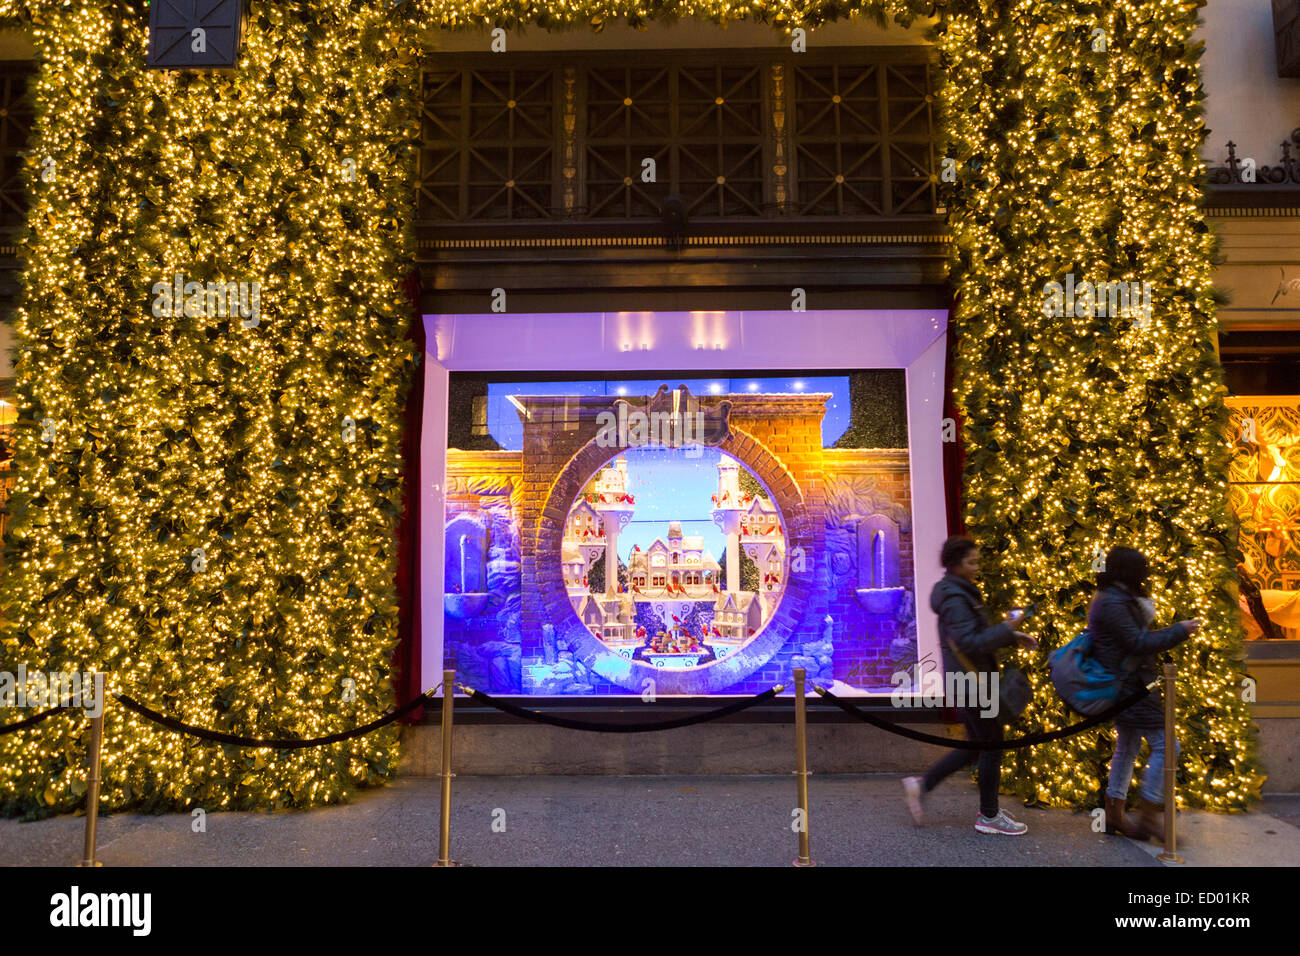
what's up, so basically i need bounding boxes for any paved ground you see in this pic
[2,775,1296,867]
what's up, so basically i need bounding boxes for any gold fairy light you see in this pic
[0,0,1261,814]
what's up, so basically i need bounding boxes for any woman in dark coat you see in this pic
[1089,546,1200,840]
[902,536,1037,835]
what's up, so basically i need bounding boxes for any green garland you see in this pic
[937,0,1260,809]
[0,0,420,815]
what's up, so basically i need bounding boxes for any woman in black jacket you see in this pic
[902,536,1037,835]
[1089,546,1200,840]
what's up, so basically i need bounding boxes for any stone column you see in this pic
[712,508,744,593]
[596,505,634,595]
[602,512,620,596]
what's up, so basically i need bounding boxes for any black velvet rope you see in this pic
[812,684,1155,751]
[0,706,72,736]
[112,688,437,750]
[462,684,782,732]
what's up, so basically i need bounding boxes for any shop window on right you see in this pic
[1228,397,1300,640]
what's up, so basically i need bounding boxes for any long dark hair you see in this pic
[1097,546,1150,597]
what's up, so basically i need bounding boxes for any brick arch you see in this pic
[534,426,816,694]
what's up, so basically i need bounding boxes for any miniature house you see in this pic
[593,455,630,499]
[599,595,636,643]
[712,591,764,640]
[627,522,720,597]
[565,500,603,540]
[561,540,588,590]
[741,496,780,536]
[577,594,605,634]
[765,550,784,586]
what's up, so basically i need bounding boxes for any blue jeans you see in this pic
[1107,725,1179,802]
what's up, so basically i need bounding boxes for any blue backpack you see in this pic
[1049,630,1129,716]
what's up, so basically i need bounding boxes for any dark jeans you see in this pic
[921,707,1003,818]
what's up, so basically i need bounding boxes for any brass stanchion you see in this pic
[78,702,105,867]
[434,669,460,867]
[1156,662,1183,864]
[792,667,814,867]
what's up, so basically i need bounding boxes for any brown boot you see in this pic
[1105,796,1145,839]
[1137,797,1165,842]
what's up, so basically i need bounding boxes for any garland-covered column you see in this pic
[0,0,421,815]
[936,0,1261,809]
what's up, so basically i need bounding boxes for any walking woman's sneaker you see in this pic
[975,810,1028,835]
[902,776,924,825]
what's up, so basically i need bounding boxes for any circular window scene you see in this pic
[561,446,788,670]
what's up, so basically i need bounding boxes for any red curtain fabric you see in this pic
[393,270,426,720]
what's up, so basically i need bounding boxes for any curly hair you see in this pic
[939,535,978,570]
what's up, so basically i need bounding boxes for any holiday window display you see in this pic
[443,378,918,696]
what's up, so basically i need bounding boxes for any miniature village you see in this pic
[562,454,788,669]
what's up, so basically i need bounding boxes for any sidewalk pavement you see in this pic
[2,775,1296,867]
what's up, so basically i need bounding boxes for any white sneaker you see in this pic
[975,809,1028,835]
[902,776,924,825]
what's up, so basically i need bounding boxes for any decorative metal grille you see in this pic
[417,66,557,222]
[1210,135,1300,185]
[790,61,936,217]
[0,63,33,230]
[584,63,766,218]
[417,49,940,224]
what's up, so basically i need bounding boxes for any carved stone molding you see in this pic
[825,473,912,534]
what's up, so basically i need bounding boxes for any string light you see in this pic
[0,0,1261,815]
[938,0,1261,810]
[0,0,419,814]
